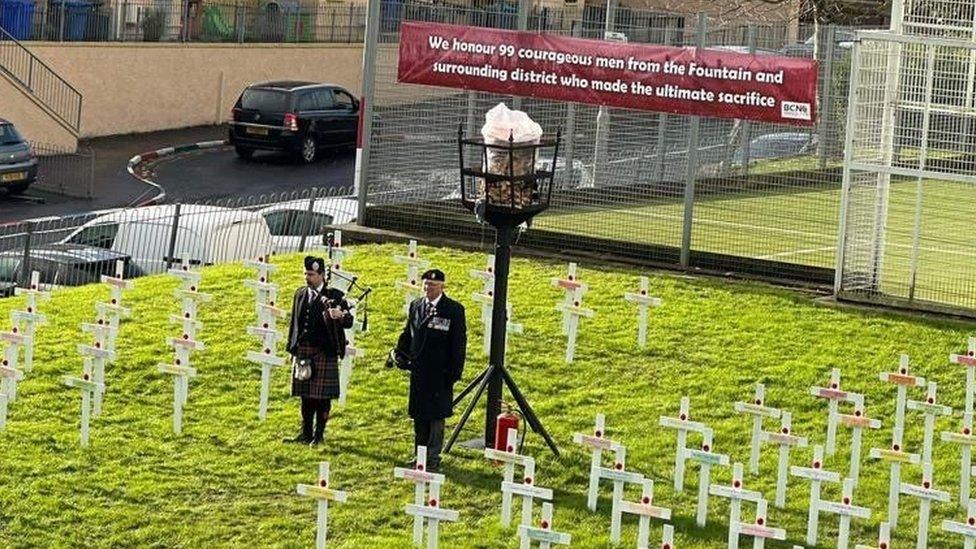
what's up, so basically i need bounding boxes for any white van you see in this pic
[61,204,274,275]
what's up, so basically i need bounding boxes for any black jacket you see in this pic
[287,286,353,358]
[396,293,467,420]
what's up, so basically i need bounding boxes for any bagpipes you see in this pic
[323,232,372,331]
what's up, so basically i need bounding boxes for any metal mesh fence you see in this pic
[837,31,976,315]
[32,142,95,198]
[361,4,861,284]
[0,185,353,294]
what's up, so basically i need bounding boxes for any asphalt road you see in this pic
[0,125,355,223]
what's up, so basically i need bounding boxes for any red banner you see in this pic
[397,22,818,126]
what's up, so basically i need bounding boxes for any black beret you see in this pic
[421,269,445,282]
[304,256,326,273]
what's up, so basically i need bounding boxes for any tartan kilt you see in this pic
[291,344,340,399]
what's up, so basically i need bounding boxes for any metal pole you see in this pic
[679,13,706,269]
[817,25,837,168]
[298,192,318,252]
[563,25,581,177]
[510,0,530,111]
[907,47,936,302]
[739,25,756,177]
[59,0,66,41]
[484,222,514,447]
[355,0,381,226]
[591,0,618,188]
[833,37,863,296]
[20,222,32,288]
[165,203,182,270]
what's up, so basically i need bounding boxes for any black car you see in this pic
[0,243,139,296]
[228,81,359,163]
[0,119,38,195]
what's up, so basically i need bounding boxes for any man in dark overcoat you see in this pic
[394,268,467,471]
[284,255,353,447]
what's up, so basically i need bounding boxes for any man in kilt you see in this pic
[393,268,466,471]
[284,255,353,447]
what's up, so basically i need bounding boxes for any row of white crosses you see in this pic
[63,261,132,447]
[395,446,460,548]
[0,271,49,430]
[158,255,211,435]
[573,414,673,547]
[244,256,287,420]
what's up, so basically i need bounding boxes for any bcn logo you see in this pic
[781,101,812,121]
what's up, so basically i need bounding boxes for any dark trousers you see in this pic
[414,418,445,466]
[301,397,332,439]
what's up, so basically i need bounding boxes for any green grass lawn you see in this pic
[538,178,976,309]
[1,244,975,547]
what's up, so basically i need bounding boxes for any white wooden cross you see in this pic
[901,461,950,548]
[551,262,587,336]
[618,479,671,548]
[818,478,871,549]
[760,411,808,508]
[501,458,554,531]
[602,446,646,544]
[63,358,104,448]
[12,270,50,373]
[951,336,976,414]
[572,413,623,511]
[246,326,285,421]
[158,335,203,435]
[790,445,841,546]
[838,394,881,487]
[337,300,364,407]
[874,353,925,530]
[734,383,781,475]
[943,499,976,548]
[854,522,891,549]
[471,296,523,356]
[661,525,674,549]
[296,461,348,549]
[710,462,762,546]
[943,412,976,509]
[0,358,24,430]
[168,253,202,287]
[556,286,594,363]
[404,481,459,549]
[730,499,786,549]
[470,254,495,295]
[870,429,920,532]
[394,240,430,315]
[623,276,662,347]
[326,230,357,294]
[518,502,572,549]
[685,429,730,527]
[244,255,279,324]
[95,260,132,353]
[0,330,26,402]
[485,427,533,526]
[906,380,952,463]
[810,368,856,455]
[394,446,446,545]
[659,397,710,491]
[172,286,212,341]
[77,326,117,418]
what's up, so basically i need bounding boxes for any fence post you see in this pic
[679,13,706,269]
[87,148,95,199]
[20,222,33,289]
[59,0,66,41]
[738,24,757,177]
[347,2,353,43]
[510,0,531,111]
[237,3,245,43]
[298,193,318,252]
[563,25,580,184]
[817,25,837,169]
[165,203,183,270]
[590,0,618,188]
[355,0,381,226]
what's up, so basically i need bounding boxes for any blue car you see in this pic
[0,119,38,195]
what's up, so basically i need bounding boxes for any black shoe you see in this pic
[427,461,441,473]
[309,435,323,447]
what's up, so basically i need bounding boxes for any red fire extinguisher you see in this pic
[494,403,521,453]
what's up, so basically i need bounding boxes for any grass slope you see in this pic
[0,243,974,548]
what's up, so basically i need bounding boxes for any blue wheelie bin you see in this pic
[0,0,36,39]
